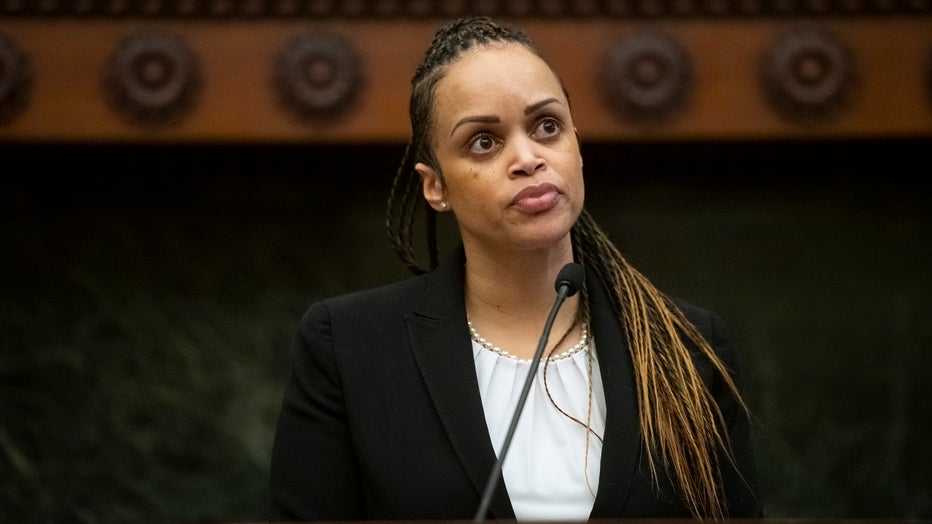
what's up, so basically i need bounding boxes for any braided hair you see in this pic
[385,16,752,519]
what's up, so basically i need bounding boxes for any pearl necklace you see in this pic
[467,319,590,362]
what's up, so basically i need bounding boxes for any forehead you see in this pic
[433,42,566,115]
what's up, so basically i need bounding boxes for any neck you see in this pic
[462,241,581,355]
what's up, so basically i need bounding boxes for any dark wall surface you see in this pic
[1,139,929,522]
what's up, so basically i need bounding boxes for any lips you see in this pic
[511,183,561,213]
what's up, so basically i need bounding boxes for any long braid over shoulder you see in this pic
[385,16,752,519]
[572,209,751,519]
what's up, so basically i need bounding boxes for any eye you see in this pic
[533,117,564,140]
[467,133,500,155]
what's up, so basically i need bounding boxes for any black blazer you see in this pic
[269,247,762,520]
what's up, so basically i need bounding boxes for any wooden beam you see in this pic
[0,17,930,142]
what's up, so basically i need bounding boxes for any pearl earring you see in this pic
[440,201,448,209]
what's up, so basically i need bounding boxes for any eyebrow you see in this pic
[450,98,562,137]
[525,97,560,115]
[450,115,499,137]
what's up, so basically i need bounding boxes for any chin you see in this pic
[512,227,574,251]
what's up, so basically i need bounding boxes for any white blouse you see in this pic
[472,338,606,521]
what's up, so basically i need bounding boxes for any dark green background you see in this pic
[2,139,929,522]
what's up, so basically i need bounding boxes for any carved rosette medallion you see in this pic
[274,32,363,123]
[103,30,202,126]
[0,31,32,125]
[599,30,693,125]
[761,27,857,123]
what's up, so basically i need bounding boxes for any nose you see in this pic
[508,135,545,178]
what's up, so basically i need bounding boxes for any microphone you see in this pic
[473,262,585,523]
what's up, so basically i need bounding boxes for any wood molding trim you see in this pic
[1,11,930,142]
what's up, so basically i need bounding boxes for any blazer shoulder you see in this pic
[671,298,730,344]
[326,273,429,314]
[669,297,742,373]
[293,273,428,335]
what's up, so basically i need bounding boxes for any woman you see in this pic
[270,16,762,521]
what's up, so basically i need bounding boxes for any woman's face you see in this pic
[416,42,584,254]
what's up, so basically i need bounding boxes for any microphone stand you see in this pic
[473,263,584,523]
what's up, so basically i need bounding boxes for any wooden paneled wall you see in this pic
[1,1,930,142]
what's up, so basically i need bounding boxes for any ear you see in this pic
[415,162,447,212]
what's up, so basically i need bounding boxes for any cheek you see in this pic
[563,152,584,180]
[566,158,586,203]
[446,164,490,196]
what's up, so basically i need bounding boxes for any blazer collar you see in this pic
[586,269,640,517]
[406,246,516,519]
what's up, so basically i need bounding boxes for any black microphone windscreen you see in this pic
[554,262,585,297]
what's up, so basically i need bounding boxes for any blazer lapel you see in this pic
[588,270,642,517]
[405,248,516,520]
